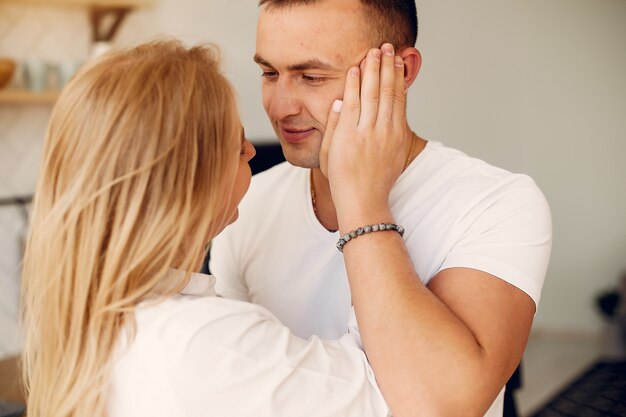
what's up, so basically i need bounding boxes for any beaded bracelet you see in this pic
[336,223,405,253]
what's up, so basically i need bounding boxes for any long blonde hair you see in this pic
[21,40,241,417]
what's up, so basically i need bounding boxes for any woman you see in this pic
[21,40,408,417]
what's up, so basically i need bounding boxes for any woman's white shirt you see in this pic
[107,270,389,417]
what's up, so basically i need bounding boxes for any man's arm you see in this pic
[343,190,550,417]
[321,43,550,417]
[345,232,535,417]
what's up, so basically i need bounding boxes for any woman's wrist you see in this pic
[336,223,404,252]
[336,204,394,236]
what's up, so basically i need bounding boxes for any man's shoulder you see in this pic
[395,141,546,215]
[420,141,539,190]
[421,141,509,176]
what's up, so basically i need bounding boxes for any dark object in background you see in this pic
[595,272,626,347]
[504,366,522,417]
[0,401,25,417]
[249,142,286,176]
[529,360,626,417]
[202,141,523,416]
[597,290,621,320]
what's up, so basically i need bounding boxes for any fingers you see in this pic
[330,43,404,151]
[376,43,400,126]
[359,48,382,127]
[392,55,407,129]
[323,99,343,148]
[319,99,343,177]
[339,67,361,128]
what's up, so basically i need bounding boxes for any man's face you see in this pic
[255,0,371,168]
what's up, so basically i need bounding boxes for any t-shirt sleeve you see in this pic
[210,226,251,302]
[439,180,552,308]
[165,300,389,417]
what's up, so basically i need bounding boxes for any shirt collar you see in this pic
[166,268,217,297]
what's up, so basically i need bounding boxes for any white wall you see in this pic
[407,0,626,333]
[1,0,624,358]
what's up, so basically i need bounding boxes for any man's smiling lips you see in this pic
[280,126,317,144]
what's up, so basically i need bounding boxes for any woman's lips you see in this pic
[281,127,315,144]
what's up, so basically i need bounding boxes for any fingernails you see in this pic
[395,56,404,68]
[350,67,359,77]
[371,49,381,62]
[332,99,343,112]
[382,43,394,56]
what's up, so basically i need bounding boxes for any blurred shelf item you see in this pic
[0,194,32,207]
[0,0,153,7]
[0,0,151,99]
[0,90,60,104]
[0,356,25,407]
[0,0,152,47]
[0,59,16,89]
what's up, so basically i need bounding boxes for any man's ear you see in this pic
[399,47,422,92]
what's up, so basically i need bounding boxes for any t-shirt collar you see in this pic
[166,268,217,297]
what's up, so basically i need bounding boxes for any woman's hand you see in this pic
[320,44,408,232]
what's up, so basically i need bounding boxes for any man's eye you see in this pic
[303,75,327,84]
[261,71,278,80]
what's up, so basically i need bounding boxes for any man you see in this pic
[209,1,552,416]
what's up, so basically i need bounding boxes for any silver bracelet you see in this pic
[336,223,405,253]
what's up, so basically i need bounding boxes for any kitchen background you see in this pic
[0,0,625,415]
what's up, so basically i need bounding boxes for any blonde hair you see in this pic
[21,40,241,417]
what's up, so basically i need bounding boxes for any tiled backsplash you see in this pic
[0,3,89,61]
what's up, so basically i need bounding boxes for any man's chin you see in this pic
[279,142,321,169]
[286,158,321,169]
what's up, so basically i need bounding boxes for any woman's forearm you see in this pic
[340,209,494,417]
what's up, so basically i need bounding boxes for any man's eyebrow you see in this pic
[253,54,338,71]
[253,54,271,67]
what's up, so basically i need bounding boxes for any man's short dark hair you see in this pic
[258,0,418,49]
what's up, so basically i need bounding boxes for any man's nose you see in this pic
[267,79,302,121]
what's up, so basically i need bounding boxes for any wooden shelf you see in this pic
[0,0,153,7]
[0,90,60,104]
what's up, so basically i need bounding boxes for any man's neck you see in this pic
[311,167,339,232]
[310,129,427,232]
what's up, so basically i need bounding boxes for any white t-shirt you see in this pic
[108,270,389,417]
[210,141,552,417]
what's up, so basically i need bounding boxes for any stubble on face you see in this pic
[256,0,371,169]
